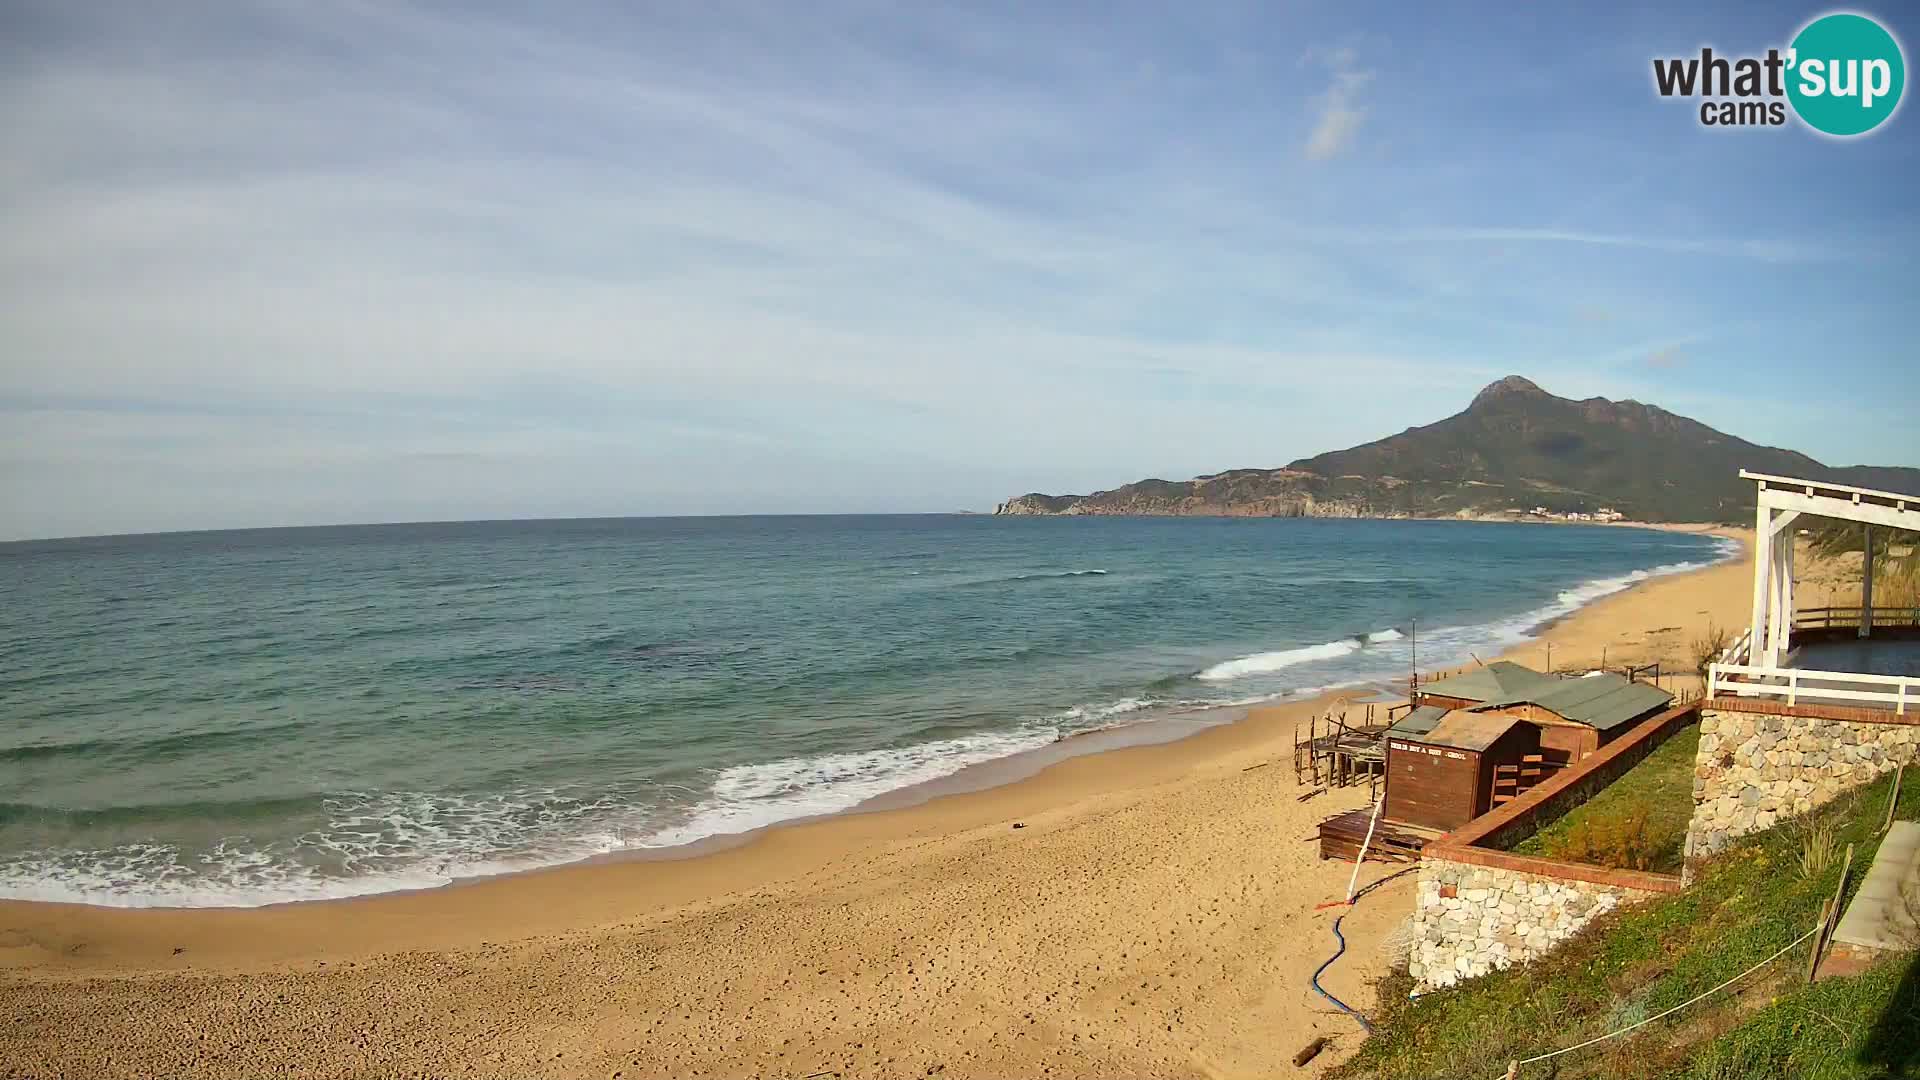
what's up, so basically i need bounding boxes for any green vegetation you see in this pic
[1334,770,1920,1079]
[1512,726,1700,875]
[1808,519,1920,609]
[1691,623,1731,678]
[1001,377,1920,522]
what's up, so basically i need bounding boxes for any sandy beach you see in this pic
[0,524,1759,1079]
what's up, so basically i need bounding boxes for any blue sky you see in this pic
[1,1,1915,539]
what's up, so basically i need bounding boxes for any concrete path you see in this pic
[1834,820,1920,954]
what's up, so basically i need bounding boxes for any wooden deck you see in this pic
[1315,808,1442,864]
[1293,709,1391,792]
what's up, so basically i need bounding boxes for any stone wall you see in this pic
[1687,706,1918,860]
[1409,858,1659,990]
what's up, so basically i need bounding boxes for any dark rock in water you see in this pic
[1011,822,1026,830]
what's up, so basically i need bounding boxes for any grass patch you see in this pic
[1511,725,1699,874]
[1333,768,1920,1079]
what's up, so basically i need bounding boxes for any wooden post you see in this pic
[1752,491,1772,668]
[1807,843,1856,983]
[1887,764,1905,834]
[1861,525,1875,639]
[1832,842,1855,926]
[1807,898,1833,983]
[1778,534,1791,656]
[1409,619,1418,700]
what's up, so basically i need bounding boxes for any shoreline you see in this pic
[0,524,1759,1078]
[2,522,1740,920]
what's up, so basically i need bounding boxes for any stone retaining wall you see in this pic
[1687,705,1917,860]
[1410,858,1659,990]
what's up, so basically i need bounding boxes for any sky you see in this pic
[2,1,1916,540]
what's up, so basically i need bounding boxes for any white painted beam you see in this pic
[1751,499,1773,669]
[1774,526,1789,653]
[1862,525,1875,639]
[1740,469,1919,508]
[1758,488,1920,532]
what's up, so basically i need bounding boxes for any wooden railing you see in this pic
[1707,608,1919,715]
[1707,665,1914,714]
[1790,606,1920,632]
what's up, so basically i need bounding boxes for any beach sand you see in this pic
[0,525,1767,1079]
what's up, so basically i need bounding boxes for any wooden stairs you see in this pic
[1491,755,1564,807]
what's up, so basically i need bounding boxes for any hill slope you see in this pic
[996,376,1920,523]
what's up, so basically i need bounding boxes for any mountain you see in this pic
[995,376,1920,523]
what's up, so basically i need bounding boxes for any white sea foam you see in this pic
[1054,696,1158,722]
[0,708,1158,907]
[1192,539,1735,687]
[636,728,1060,849]
[0,789,676,908]
[1,538,1738,909]
[1195,628,1405,681]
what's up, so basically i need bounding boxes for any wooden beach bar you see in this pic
[1311,660,1673,862]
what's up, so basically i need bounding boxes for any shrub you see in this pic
[1546,801,1662,871]
[1797,822,1837,881]
[1691,621,1732,677]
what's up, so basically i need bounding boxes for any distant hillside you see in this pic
[996,376,1920,523]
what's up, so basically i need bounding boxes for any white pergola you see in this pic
[1717,472,1920,714]
[1745,471,1918,669]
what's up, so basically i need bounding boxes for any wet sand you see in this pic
[0,524,1757,1079]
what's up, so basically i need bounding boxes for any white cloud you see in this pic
[0,3,1898,539]
[1304,47,1374,161]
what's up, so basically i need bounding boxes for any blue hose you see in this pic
[1311,912,1375,1034]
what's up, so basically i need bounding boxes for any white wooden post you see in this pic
[1767,534,1789,667]
[1774,530,1789,653]
[1751,494,1773,669]
[1860,524,1875,639]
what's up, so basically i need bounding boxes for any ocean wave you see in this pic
[0,787,675,908]
[1502,552,1727,640]
[1195,628,1404,681]
[636,729,1060,848]
[953,569,1110,587]
[1052,696,1158,723]
[0,725,1088,907]
[0,717,319,768]
[0,536,1735,909]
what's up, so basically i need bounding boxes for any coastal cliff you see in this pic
[997,376,1920,522]
[994,475,1398,519]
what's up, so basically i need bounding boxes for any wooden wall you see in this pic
[1474,723,1544,816]
[1481,702,1597,764]
[1385,739,1480,831]
[1536,723,1594,765]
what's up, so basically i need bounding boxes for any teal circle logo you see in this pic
[1787,12,1905,136]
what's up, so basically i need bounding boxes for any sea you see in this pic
[0,516,1734,908]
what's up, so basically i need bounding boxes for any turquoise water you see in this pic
[0,516,1731,907]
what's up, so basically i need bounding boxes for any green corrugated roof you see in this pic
[1420,710,1528,752]
[1386,704,1449,737]
[1417,661,1559,704]
[1483,672,1674,732]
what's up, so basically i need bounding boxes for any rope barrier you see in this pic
[1487,924,1820,1077]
